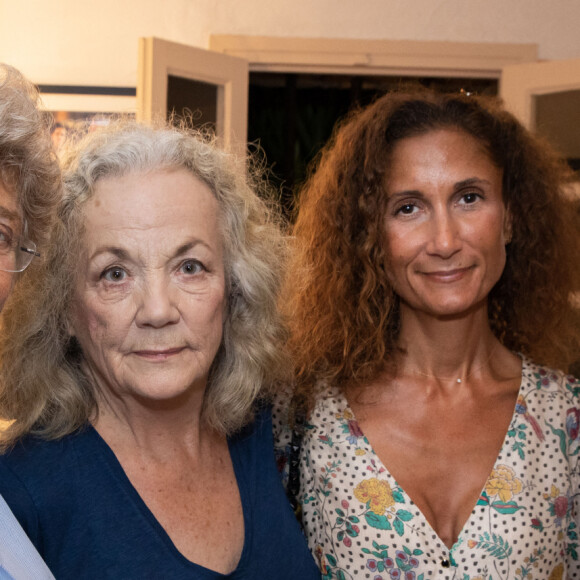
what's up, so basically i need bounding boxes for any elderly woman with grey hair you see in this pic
[0,122,318,579]
[0,63,60,579]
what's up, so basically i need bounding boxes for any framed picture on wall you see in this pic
[38,86,137,151]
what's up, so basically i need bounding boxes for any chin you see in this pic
[130,386,199,410]
[401,290,489,319]
[423,297,488,319]
[129,376,201,399]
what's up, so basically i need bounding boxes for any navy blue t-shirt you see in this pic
[0,408,319,579]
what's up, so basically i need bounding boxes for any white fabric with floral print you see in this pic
[273,359,580,580]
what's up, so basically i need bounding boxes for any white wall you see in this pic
[1,0,579,86]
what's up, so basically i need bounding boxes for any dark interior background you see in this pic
[247,73,498,217]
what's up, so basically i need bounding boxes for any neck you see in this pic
[92,385,212,461]
[396,302,500,382]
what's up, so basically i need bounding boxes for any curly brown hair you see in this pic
[284,89,580,408]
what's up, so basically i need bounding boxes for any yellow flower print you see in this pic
[336,409,354,421]
[315,545,328,574]
[549,563,564,580]
[354,477,395,514]
[355,449,366,456]
[485,465,523,502]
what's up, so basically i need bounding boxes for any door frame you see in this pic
[210,35,537,78]
[501,58,580,129]
[137,37,248,153]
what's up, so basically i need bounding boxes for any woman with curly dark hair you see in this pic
[275,89,580,579]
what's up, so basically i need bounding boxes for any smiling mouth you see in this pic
[421,266,474,282]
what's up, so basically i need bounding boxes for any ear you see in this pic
[503,208,513,245]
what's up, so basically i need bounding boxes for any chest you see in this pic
[352,390,516,547]
[122,451,244,574]
[8,420,319,579]
[295,374,580,578]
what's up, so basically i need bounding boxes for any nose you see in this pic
[426,209,462,259]
[135,275,180,328]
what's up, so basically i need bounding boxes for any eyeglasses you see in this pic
[0,237,40,273]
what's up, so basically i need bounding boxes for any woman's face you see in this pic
[383,128,510,320]
[68,168,226,407]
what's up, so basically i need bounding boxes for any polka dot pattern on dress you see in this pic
[273,359,580,579]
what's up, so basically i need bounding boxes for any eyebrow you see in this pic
[454,177,493,189]
[387,177,494,200]
[89,246,130,262]
[173,240,210,258]
[88,239,214,263]
[0,206,22,226]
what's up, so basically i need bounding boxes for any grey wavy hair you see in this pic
[0,121,289,444]
[0,63,61,256]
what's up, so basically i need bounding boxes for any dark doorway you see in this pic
[167,76,218,131]
[248,73,498,217]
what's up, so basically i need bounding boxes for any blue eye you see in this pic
[102,267,126,282]
[180,260,204,275]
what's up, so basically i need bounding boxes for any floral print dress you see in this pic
[273,359,580,580]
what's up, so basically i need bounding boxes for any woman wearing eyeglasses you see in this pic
[0,64,60,579]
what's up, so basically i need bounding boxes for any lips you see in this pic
[421,266,474,282]
[132,347,186,360]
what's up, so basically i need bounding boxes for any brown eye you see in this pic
[460,192,481,205]
[396,203,417,215]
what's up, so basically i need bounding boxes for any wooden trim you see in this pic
[501,58,580,128]
[137,37,249,153]
[210,35,537,78]
[40,93,136,114]
[137,37,155,121]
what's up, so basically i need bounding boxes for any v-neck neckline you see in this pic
[86,425,252,577]
[331,357,526,554]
